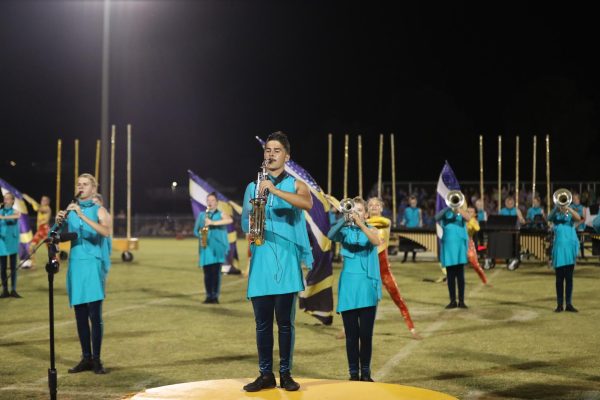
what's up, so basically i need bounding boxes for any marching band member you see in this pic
[193,192,232,304]
[548,203,581,312]
[526,196,545,228]
[570,193,587,258]
[30,195,52,249]
[400,195,422,263]
[367,197,419,339]
[0,192,22,298]
[54,174,112,374]
[241,132,313,392]
[328,197,381,382]
[500,196,525,224]
[465,205,488,285]
[435,201,470,309]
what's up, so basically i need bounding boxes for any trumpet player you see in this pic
[193,192,232,304]
[435,191,470,309]
[328,197,382,381]
[548,189,581,313]
[241,131,313,392]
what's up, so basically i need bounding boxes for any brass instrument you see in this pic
[340,197,355,225]
[200,207,211,248]
[445,190,465,210]
[249,160,269,245]
[553,188,572,213]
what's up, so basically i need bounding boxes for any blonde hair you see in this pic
[367,197,384,208]
[3,192,15,201]
[79,173,98,190]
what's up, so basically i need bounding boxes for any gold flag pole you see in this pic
[515,136,520,207]
[327,133,332,195]
[56,139,62,215]
[110,125,116,224]
[479,135,484,203]
[74,139,79,191]
[390,133,397,227]
[343,134,349,199]
[532,136,537,201]
[127,124,132,240]
[377,134,383,198]
[358,135,363,198]
[546,134,551,215]
[95,139,101,185]
[498,135,502,212]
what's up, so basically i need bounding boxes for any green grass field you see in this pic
[1,238,600,400]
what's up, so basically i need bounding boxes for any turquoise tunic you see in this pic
[403,207,421,228]
[0,207,19,256]
[100,236,112,279]
[570,204,585,231]
[435,208,468,267]
[477,209,487,222]
[194,210,229,267]
[54,200,106,307]
[526,206,543,221]
[328,219,381,313]
[548,208,579,268]
[500,207,518,216]
[241,174,313,298]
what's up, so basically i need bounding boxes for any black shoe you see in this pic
[565,304,578,312]
[243,372,276,392]
[458,301,468,309]
[401,258,407,263]
[554,305,563,313]
[68,358,93,373]
[445,301,458,309]
[349,373,359,381]
[10,290,22,298]
[93,358,106,374]
[280,372,300,391]
[360,374,374,382]
[212,298,219,304]
[0,288,9,298]
[203,298,212,304]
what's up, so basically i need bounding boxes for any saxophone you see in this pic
[200,207,211,248]
[249,160,269,245]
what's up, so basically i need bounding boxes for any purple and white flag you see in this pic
[0,177,33,259]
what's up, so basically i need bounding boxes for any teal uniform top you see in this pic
[0,207,19,256]
[435,207,468,267]
[477,209,487,222]
[193,209,229,267]
[100,236,112,279]
[328,218,381,313]
[53,200,106,307]
[526,206,543,221]
[570,204,585,231]
[500,207,518,216]
[402,207,421,228]
[548,207,579,268]
[242,173,313,298]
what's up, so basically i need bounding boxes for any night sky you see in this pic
[1,1,598,213]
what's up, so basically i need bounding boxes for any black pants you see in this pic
[74,300,103,359]
[341,306,377,376]
[403,251,416,261]
[555,265,574,306]
[0,253,17,291]
[251,293,296,374]
[203,263,221,300]
[446,264,465,303]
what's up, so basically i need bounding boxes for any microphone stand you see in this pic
[45,233,61,400]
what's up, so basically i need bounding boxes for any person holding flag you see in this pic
[367,196,419,339]
[241,131,313,392]
[193,192,232,304]
[1,192,22,298]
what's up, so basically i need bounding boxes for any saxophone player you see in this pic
[193,192,232,304]
[241,131,313,392]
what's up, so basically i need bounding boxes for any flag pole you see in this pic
[532,135,537,202]
[95,139,101,186]
[55,139,62,215]
[546,134,551,215]
[127,124,132,240]
[110,125,116,223]
[327,133,332,195]
[377,134,383,198]
[74,139,79,192]
[390,133,397,227]
[358,134,363,198]
[343,134,349,199]
[497,135,502,212]
[515,136,520,207]
[479,135,484,204]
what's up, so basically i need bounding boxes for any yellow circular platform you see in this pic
[128,378,458,400]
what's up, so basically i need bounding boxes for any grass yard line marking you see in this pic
[374,269,503,381]
[1,278,245,340]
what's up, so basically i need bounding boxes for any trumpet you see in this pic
[249,159,270,245]
[553,188,572,213]
[200,207,212,248]
[339,197,355,225]
[445,190,465,210]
